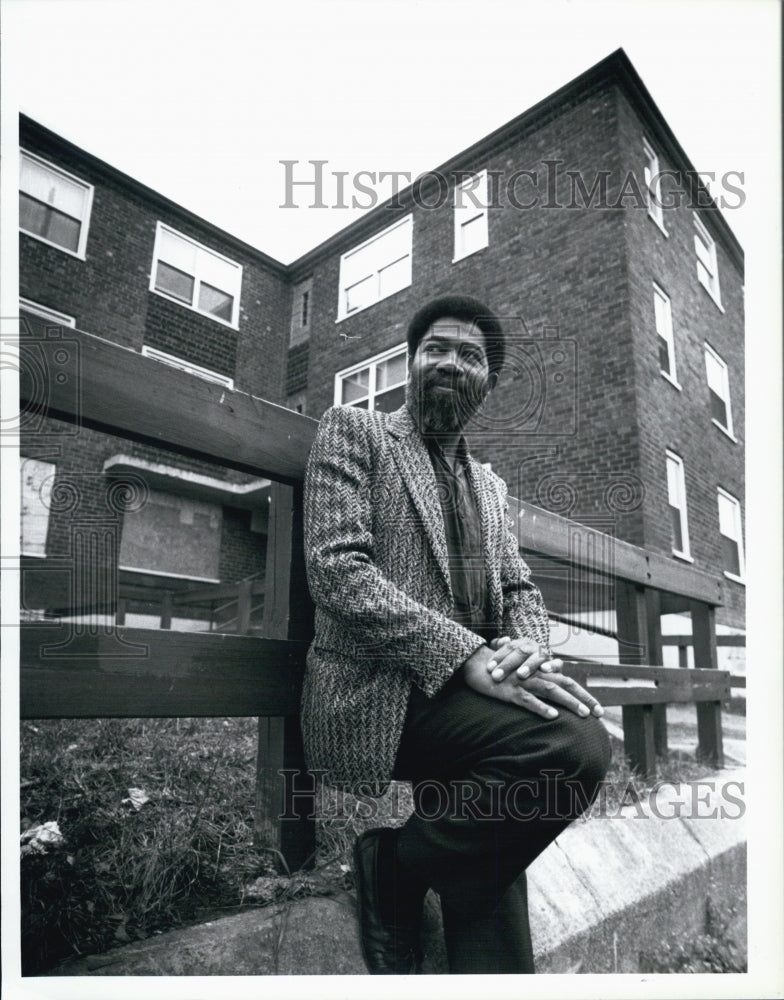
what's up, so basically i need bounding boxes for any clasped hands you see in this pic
[462,636,604,721]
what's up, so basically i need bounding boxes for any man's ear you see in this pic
[487,371,500,392]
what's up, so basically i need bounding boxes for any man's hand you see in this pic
[487,635,562,682]
[462,645,604,720]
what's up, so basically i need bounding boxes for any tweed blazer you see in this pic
[302,403,551,790]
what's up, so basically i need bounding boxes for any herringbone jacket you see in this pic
[302,403,551,790]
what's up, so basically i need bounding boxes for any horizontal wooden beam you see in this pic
[511,498,724,605]
[21,626,307,718]
[562,662,731,705]
[20,320,317,484]
[661,633,745,647]
[20,626,730,720]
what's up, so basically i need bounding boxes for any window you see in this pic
[643,138,666,234]
[717,488,745,581]
[337,215,412,320]
[666,451,691,559]
[21,458,56,557]
[454,170,489,261]
[290,279,312,346]
[141,345,234,388]
[653,283,679,386]
[704,343,734,437]
[20,298,76,327]
[693,213,722,307]
[286,391,307,415]
[119,489,222,582]
[150,223,242,328]
[335,344,408,413]
[19,151,94,257]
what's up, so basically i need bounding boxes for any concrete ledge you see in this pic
[45,769,746,976]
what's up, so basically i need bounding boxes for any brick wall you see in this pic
[615,90,745,626]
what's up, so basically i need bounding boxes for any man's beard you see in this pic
[408,366,489,433]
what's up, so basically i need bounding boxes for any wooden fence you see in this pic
[20,324,733,870]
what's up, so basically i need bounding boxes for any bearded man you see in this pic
[302,295,611,974]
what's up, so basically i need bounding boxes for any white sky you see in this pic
[3,0,779,262]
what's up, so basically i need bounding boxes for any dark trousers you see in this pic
[392,671,612,974]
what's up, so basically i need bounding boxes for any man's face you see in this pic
[408,317,492,433]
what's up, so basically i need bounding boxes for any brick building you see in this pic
[19,49,745,650]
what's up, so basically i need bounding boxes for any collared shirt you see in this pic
[425,435,494,641]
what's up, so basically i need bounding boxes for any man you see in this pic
[302,294,611,974]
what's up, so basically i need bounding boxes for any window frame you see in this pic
[717,487,745,583]
[643,137,668,236]
[141,345,234,389]
[653,282,680,389]
[336,215,413,322]
[149,221,243,330]
[693,213,723,310]
[334,342,408,412]
[290,278,313,346]
[20,457,56,558]
[704,342,735,439]
[665,450,692,561]
[453,169,489,262]
[20,298,76,328]
[19,150,94,259]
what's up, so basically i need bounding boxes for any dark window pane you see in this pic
[155,261,194,304]
[20,193,80,252]
[301,290,309,327]
[669,504,683,551]
[198,282,233,322]
[709,388,728,427]
[721,535,740,576]
[658,335,671,374]
[349,399,368,410]
[373,384,406,413]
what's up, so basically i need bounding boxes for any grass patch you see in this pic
[639,900,747,973]
[20,717,280,973]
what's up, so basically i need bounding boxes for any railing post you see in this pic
[616,579,657,777]
[621,705,656,781]
[645,588,668,756]
[690,600,723,767]
[160,591,173,630]
[236,579,253,634]
[254,482,316,871]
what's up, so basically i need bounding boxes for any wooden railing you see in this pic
[20,324,732,868]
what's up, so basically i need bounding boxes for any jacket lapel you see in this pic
[386,407,452,593]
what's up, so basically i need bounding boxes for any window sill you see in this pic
[648,212,669,238]
[671,550,694,563]
[660,371,682,391]
[697,279,725,314]
[712,419,737,442]
[452,244,489,264]
[723,571,746,586]
[20,228,87,260]
[150,287,239,330]
[21,551,47,559]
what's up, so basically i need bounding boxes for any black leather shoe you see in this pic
[353,827,423,974]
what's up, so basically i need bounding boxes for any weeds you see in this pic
[20,717,275,974]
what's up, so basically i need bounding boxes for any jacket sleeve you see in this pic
[497,484,552,652]
[303,405,485,697]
